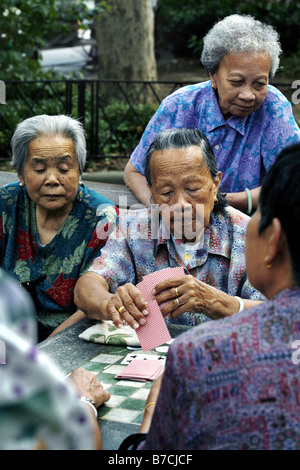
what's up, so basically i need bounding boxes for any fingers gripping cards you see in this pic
[135,267,184,352]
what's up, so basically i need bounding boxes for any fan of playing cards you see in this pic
[135,266,185,352]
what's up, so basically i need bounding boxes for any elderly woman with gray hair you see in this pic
[0,114,117,341]
[124,14,300,212]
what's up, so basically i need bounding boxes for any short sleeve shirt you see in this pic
[130,81,300,193]
[89,205,265,326]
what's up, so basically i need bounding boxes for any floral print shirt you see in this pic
[0,182,117,327]
[130,81,300,193]
[89,205,265,326]
[140,288,300,450]
[0,269,96,450]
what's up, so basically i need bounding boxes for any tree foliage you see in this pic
[156,0,300,59]
[0,0,107,80]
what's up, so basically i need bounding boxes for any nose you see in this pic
[171,191,191,209]
[238,87,256,102]
[45,168,60,185]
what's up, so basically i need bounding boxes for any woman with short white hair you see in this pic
[124,14,300,212]
[0,114,117,341]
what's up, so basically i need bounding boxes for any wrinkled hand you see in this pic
[153,275,234,320]
[103,283,149,330]
[70,367,111,408]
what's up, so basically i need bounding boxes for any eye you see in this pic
[58,166,69,173]
[229,80,243,86]
[255,81,267,88]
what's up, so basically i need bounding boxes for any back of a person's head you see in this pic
[259,143,300,283]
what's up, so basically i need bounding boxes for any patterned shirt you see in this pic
[0,182,117,328]
[89,205,264,326]
[130,81,300,193]
[0,269,95,450]
[140,288,300,450]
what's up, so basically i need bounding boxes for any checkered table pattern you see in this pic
[81,345,168,425]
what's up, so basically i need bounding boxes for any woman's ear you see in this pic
[264,217,285,267]
[209,72,217,90]
[18,174,25,187]
[213,171,222,197]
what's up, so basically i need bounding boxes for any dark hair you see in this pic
[259,143,300,284]
[144,128,227,211]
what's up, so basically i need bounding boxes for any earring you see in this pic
[264,257,272,269]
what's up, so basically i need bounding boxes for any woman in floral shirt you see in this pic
[0,114,117,340]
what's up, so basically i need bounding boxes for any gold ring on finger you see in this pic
[176,298,180,307]
[118,306,126,314]
[175,287,179,297]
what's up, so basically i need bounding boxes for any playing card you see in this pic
[121,353,166,365]
[115,358,164,382]
[136,300,171,352]
[143,266,185,296]
[142,267,185,309]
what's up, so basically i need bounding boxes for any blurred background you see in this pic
[1,0,299,181]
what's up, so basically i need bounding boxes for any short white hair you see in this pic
[11,114,87,175]
[201,14,282,79]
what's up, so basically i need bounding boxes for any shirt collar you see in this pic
[154,210,231,265]
[205,83,248,136]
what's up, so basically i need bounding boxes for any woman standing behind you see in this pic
[0,114,117,340]
[124,14,300,212]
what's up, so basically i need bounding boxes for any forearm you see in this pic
[225,186,261,213]
[74,271,112,321]
[205,291,263,320]
[49,310,86,337]
[124,161,152,207]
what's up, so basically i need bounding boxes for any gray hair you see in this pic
[11,114,87,175]
[201,14,282,79]
[145,128,227,210]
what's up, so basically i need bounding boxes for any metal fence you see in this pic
[0,78,298,162]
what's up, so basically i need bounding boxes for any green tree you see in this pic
[0,0,107,81]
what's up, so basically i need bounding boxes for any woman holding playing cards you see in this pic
[120,143,300,450]
[75,128,264,329]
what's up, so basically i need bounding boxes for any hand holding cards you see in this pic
[135,267,185,352]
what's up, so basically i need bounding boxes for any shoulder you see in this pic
[168,298,269,363]
[260,84,294,115]
[0,181,22,196]
[0,182,26,211]
[76,184,115,211]
[213,206,250,235]
[162,80,211,104]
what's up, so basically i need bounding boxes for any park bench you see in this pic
[0,170,140,209]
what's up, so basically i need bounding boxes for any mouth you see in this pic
[43,194,63,199]
[235,104,254,111]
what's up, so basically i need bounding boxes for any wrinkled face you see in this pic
[210,51,271,119]
[149,146,221,243]
[19,134,80,216]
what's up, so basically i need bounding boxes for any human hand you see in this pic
[103,283,149,330]
[153,275,236,320]
[69,367,111,408]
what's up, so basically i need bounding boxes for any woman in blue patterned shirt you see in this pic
[124,14,300,212]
